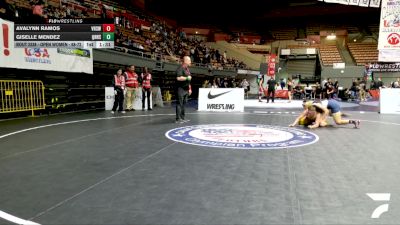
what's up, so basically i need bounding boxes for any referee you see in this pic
[175,56,192,123]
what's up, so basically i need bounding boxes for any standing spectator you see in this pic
[175,56,192,123]
[364,63,373,81]
[141,67,152,111]
[350,78,358,99]
[125,65,139,111]
[111,69,126,114]
[321,78,328,99]
[359,79,367,101]
[223,51,227,63]
[324,78,333,99]
[215,50,221,62]
[266,76,277,103]
[280,78,286,90]
[30,1,45,23]
[315,82,322,100]
[333,79,339,98]
[101,4,107,19]
[287,77,293,103]
[241,78,250,99]
[258,74,264,102]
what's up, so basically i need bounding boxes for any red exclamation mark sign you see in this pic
[2,24,10,56]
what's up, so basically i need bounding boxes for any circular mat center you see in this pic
[166,124,319,149]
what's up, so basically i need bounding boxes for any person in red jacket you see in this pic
[141,67,152,110]
[125,65,139,111]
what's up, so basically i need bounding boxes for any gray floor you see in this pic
[1,103,400,225]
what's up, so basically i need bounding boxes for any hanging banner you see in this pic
[349,0,360,5]
[322,0,379,6]
[267,54,276,77]
[379,49,400,62]
[369,62,400,72]
[0,19,93,74]
[333,62,346,69]
[370,0,381,7]
[378,0,400,50]
[359,0,370,6]
[323,0,349,4]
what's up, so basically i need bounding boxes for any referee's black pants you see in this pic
[176,87,188,121]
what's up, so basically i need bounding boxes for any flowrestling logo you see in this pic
[165,124,318,149]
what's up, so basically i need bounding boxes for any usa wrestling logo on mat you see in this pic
[165,124,318,149]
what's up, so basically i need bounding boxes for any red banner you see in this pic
[263,90,288,99]
[369,90,380,99]
[268,54,276,77]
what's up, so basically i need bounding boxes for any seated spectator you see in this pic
[312,83,322,100]
[211,79,219,88]
[326,84,335,99]
[293,84,305,99]
[202,80,209,88]
[375,77,384,89]
[0,0,17,20]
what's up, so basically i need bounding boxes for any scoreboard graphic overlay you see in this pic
[14,19,114,48]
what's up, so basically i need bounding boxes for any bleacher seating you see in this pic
[319,45,343,66]
[306,24,320,36]
[270,27,297,40]
[287,59,316,77]
[287,44,321,49]
[233,43,270,55]
[346,25,360,34]
[367,24,379,34]
[347,43,378,65]
[320,24,337,32]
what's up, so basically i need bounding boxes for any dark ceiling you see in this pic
[145,0,380,33]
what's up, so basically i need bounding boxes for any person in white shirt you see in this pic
[241,78,250,99]
[141,67,152,110]
[211,79,219,88]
